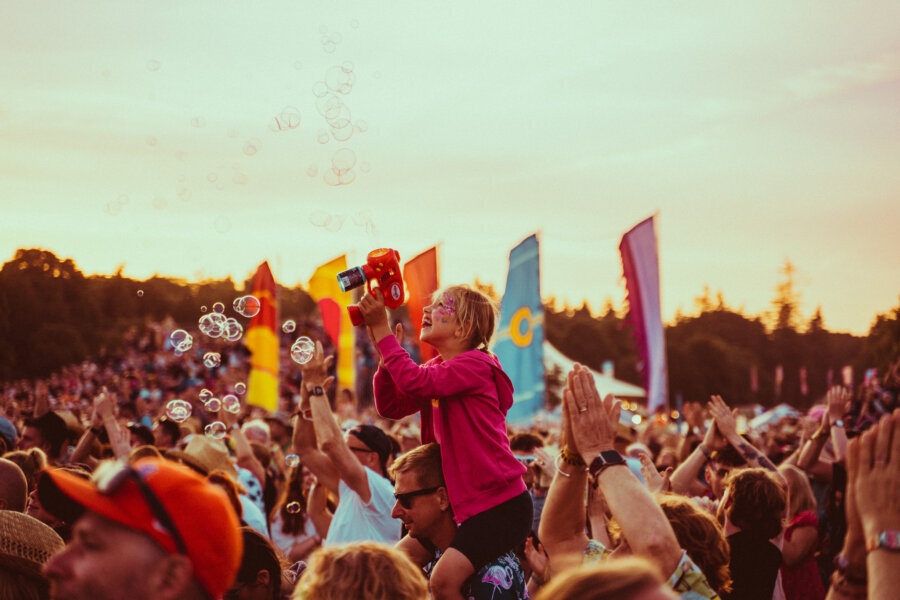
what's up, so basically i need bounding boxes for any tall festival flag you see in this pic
[402,247,440,363]
[246,262,279,411]
[494,234,544,424]
[307,256,355,392]
[619,217,669,412]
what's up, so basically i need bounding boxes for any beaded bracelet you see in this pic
[559,446,586,467]
[555,452,589,478]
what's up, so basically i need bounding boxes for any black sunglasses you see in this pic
[393,486,442,509]
[94,461,188,554]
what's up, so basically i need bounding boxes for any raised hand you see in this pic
[639,453,672,494]
[564,364,620,462]
[357,288,389,329]
[300,340,335,387]
[708,395,739,442]
[827,386,852,425]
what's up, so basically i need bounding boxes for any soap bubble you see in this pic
[324,169,356,187]
[330,122,354,142]
[137,290,144,297]
[309,211,331,227]
[224,318,243,341]
[232,172,248,185]
[285,454,300,468]
[315,94,343,121]
[269,106,302,131]
[213,302,225,313]
[291,337,315,364]
[341,61,354,73]
[234,295,261,318]
[286,501,301,514]
[325,66,356,95]
[234,382,246,395]
[205,421,227,439]
[199,312,226,338]
[152,196,167,210]
[243,138,261,156]
[207,172,218,183]
[316,131,330,144]
[205,397,222,412]
[199,388,214,403]
[201,305,208,312]
[203,352,221,368]
[223,394,241,414]
[282,320,296,333]
[312,81,328,97]
[325,214,347,232]
[307,165,319,177]
[166,399,192,423]
[354,120,368,133]
[322,40,336,54]
[331,148,356,175]
[170,330,193,352]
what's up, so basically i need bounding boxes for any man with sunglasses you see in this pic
[291,340,400,546]
[390,443,529,599]
[36,457,242,600]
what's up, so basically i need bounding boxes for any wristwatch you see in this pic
[588,450,627,478]
[867,530,900,552]
[832,419,844,428]
[309,385,325,397]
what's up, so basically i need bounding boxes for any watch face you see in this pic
[589,450,626,477]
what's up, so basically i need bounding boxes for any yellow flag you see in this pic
[307,256,355,393]
[246,262,279,411]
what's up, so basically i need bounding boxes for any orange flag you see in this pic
[307,256,355,392]
[402,247,440,363]
[246,262,279,411]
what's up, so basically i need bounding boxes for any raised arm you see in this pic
[826,386,851,464]
[291,349,340,496]
[538,370,590,575]
[670,417,725,495]
[709,395,784,484]
[567,365,682,577]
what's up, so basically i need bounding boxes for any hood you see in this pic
[459,349,515,413]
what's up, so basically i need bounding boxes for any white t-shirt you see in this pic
[269,511,319,557]
[323,467,401,546]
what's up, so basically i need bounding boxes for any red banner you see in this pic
[402,247,440,363]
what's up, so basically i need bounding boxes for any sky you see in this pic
[2,1,899,335]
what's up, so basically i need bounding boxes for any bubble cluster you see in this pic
[205,397,222,412]
[234,382,246,395]
[199,388,214,403]
[285,454,300,468]
[199,312,227,338]
[269,106,302,132]
[203,351,222,368]
[222,394,241,414]
[286,501,302,514]
[166,399,192,423]
[233,295,261,318]
[291,337,315,364]
[310,209,375,234]
[205,421,227,439]
[282,320,296,333]
[170,330,193,352]
[224,318,243,341]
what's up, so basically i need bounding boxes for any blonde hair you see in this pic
[778,464,817,519]
[659,494,732,595]
[435,285,497,351]
[389,442,444,489]
[534,557,664,600]
[294,542,428,600]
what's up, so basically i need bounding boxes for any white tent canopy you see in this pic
[543,342,646,400]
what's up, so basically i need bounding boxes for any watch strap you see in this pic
[867,530,900,552]
[588,450,626,478]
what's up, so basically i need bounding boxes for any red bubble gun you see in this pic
[337,248,405,326]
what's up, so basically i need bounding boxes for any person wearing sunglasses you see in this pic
[36,457,242,600]
[390,443,529,600]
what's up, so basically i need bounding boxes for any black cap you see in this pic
[348,425,393,474]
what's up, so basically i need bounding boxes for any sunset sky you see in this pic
[2,1,898,335]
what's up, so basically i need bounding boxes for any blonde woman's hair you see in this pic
[293,542,428,600]
[778,464,818,519]
[435,285,497,351]
[659,494,732,595]
[534,557,664,600]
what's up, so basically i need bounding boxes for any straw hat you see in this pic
[166,435,237,479]
[0,510,64,577]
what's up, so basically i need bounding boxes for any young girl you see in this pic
[358,284,530,600]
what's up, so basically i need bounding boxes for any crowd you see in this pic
[0,283,898,600]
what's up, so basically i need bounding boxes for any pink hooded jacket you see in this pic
[374,335,527,523]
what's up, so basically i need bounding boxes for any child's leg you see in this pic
[396,534,435,568]
[429,548,474,600]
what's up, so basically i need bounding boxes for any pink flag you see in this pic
[775,364,784,398]
[800,366,808,396]
[619,216,668,412]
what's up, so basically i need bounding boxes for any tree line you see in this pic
[1,249,897,409]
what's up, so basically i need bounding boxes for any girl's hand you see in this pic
[357,288,389,328]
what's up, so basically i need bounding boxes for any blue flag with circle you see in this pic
[493,234,544,424]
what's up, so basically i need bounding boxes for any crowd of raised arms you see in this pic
[0,284,898,600]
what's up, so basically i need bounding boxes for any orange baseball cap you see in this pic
[38,457,242,599]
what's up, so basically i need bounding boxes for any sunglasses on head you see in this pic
[93,460,188,554]
[393,485,442,509]
[516,455,537,467]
